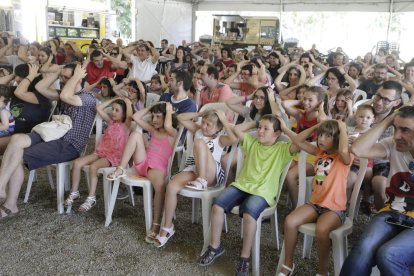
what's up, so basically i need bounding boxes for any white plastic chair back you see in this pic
[353,98,371,112]
[352,89,367,104]
[146,92,160,107]
[47,100,58,121]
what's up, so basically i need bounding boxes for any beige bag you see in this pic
[32,115,72,142]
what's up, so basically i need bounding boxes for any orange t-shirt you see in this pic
[310,148,353,211]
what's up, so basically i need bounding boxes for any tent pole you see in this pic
[278,0,283,44]
[192,1,198,43]
[386,0,394,42]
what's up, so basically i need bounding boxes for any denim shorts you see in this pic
[23,133,80,170]
[213,186,269,221]
[373,162,390,177]
[307,202,347,224]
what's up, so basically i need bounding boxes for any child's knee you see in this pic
[212,204,224,214]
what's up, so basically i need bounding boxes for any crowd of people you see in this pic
[0,32,413,276]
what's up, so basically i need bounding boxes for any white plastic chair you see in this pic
[177,102,237,248]
[146,92,160,107]
[276,150,368,276]
[103,126,184,230]
[352,89,367,104]
[228,146,291,276]
[352,98,371,112]
[24,114,98,214]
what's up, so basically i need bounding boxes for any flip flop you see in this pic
[0,205,18,222]
[185,177,208,191]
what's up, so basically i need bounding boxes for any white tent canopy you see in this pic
[136,0,414,60]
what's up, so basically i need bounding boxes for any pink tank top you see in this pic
[146,133,174,175]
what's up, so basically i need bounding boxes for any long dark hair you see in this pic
[249,86,272,119]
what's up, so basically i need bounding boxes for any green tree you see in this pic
[111,0,132,38]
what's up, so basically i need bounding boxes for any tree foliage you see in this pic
[111,0,132,38]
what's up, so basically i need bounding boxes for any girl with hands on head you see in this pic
[107,102,178,243]
[154,108,237,248]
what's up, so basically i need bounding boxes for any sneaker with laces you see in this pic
[198,245,225,266]
[235,257,250,276]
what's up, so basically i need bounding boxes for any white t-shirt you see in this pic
[380,137,414,213]
[129,56,157,82]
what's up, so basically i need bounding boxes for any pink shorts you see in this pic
[134,157,167,177]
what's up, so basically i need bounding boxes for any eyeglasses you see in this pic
[326,77,338,81]
[374,94,398,105]
[253,95,266,101]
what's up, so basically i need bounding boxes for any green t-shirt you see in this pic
[231,134,293,206]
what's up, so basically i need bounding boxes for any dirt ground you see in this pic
[0,135,385,276]
[0,164,377,276]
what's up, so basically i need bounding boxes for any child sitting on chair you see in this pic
[64,97,132,212]
[155,109,237,248]
[199,115,298,275]
[279,119,353,276]
[107,102,178,243]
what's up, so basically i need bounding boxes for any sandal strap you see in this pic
[79,196,96,211]
[64,191,80,206]
[0,205,12,216]
[161,225,174,236]
[282,264,294,272]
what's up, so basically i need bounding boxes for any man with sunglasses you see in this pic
[341,105,414,276]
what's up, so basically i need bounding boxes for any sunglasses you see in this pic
[385,217,414,229]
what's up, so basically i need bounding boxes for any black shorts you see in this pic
[23,133,80,170]
[372,162,390,178]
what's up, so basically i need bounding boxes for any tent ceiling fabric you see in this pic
[188,0,414,12]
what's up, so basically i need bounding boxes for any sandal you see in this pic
[145,222,161,244]
[0,205,19,222]
[278,263,295,276]
[186,177,208,191]
[154,225,175,248]
[107,166,126,181]
[64,191,80,207]
[198,244,225,266]
[78,196,96,212]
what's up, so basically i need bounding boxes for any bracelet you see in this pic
[24,77,32,83]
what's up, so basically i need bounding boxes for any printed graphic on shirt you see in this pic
[387,171,414,212]
[314,157,333,185]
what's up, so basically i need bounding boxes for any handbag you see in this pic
[32,114,72,142]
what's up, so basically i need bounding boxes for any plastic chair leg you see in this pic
[128,186,135,206]
[272,210,279,250]
[105,179,120,227]
[302,234,313,259]
[56,164,66,214]
[331,235,347,276]
[201,197,214,252]
[223,213,228,233]
[252,218,262,276]
[276,241,286,275]
[46,167,54,189]
[142,183,153,233]
[102,177,111,218]
[192,198,200,224]
[24,170,36,203]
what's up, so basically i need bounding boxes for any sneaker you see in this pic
[116,186,129,200]
[198,245,225,266]
[235,257,250,276]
